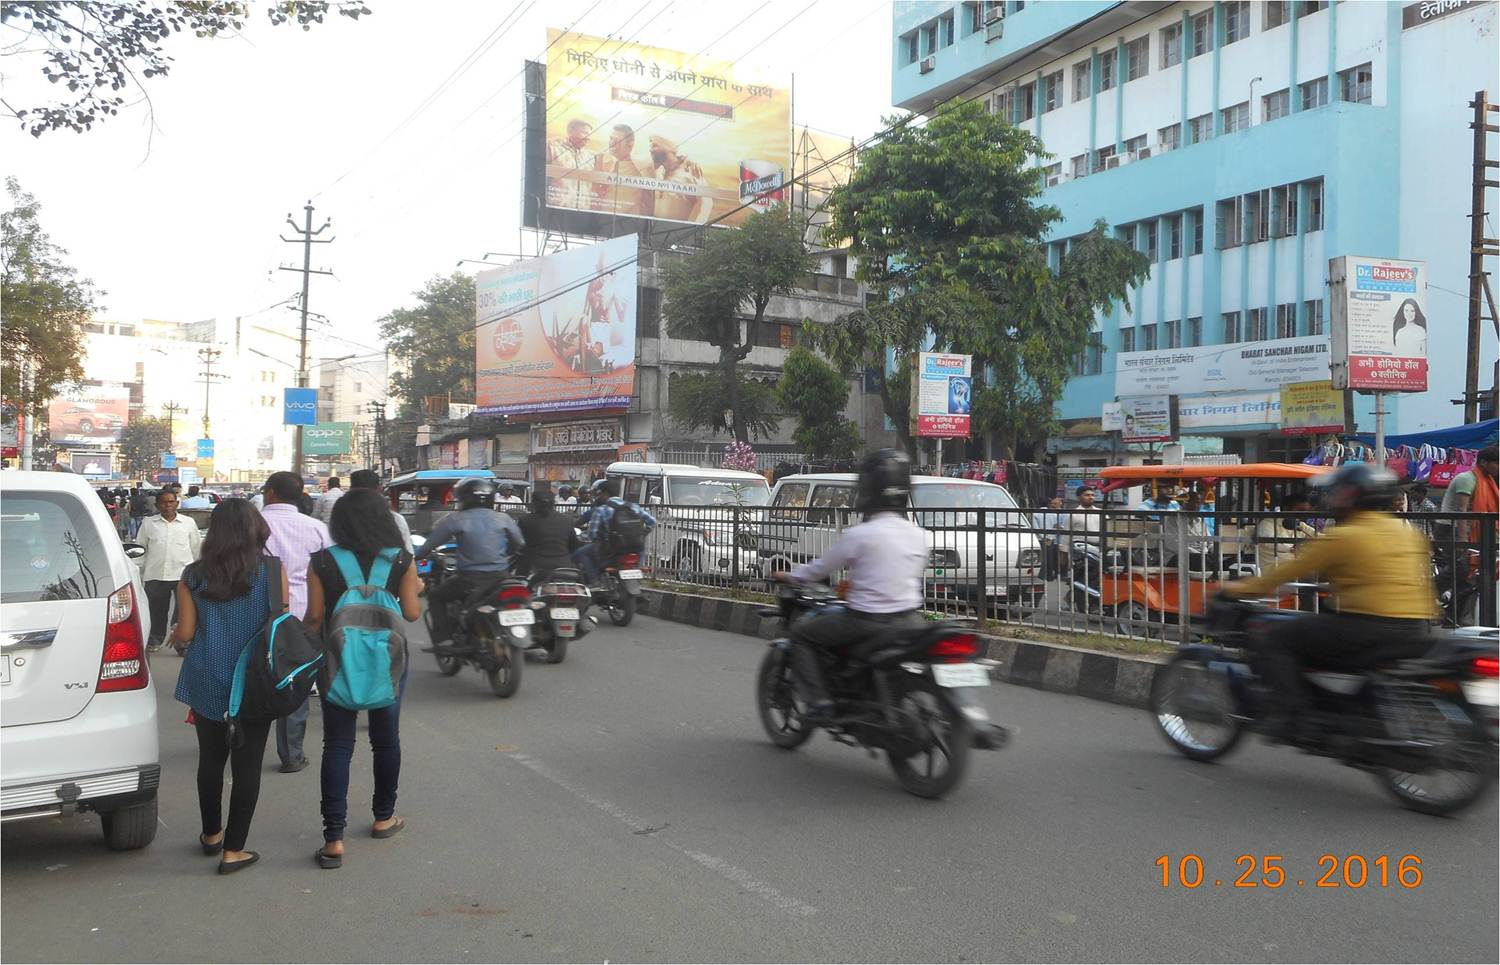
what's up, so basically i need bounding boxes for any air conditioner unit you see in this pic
[983,4,1004,24]
[1103,154,1122,169]
[919,55,936,74]
[1134,147,1152,160]
[986,19,1005,41]
[1045,174,1062,187]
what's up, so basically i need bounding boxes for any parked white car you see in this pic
[1,471,160,850]
[760,474,1045,611]
[604,462,768,582]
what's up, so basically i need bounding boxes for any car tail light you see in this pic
[497,584,530,608]
[98,583,150,693]
[1472,656,1499,678]
[619,553,641,567]
[929,633,981,663]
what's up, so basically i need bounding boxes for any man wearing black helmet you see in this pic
[517,486,581,583]
[775,449,929,720]
[416,476,526,645]
[1222,462,1437,732]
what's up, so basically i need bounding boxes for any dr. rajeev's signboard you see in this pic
[1329,256,1429,392]
[909,353,972,438]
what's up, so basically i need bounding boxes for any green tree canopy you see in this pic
[775,346,861,461]
[1,176,98,422]
[661,206,813,443]
[818,100,1150,458]
[667,371,780,441]
[378,272,476,420]
[118,414,171,476]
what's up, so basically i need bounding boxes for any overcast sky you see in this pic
[1,0,894,359]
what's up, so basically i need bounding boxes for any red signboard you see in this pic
[915,414,970,438]
[1346,355,1428,391]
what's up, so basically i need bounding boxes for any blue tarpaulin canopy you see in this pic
[1350,419,1498,450]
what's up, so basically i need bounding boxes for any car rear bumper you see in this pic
[1,764,160,820]
[1,690,159,817]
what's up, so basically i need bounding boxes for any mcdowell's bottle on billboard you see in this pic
[739,160,786,210]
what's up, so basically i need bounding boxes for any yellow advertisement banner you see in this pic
[543,29,791,228]
[1280,380,1346,436]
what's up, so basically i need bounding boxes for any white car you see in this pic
[1,471,160,850]
[605,462,768,581]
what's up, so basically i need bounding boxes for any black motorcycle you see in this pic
[1149,597,1498,815]
[593,549,644,626]
[419,547,532,698]
[528,568,596,664]
[754,580,1008,799]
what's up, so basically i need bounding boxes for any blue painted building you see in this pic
[892,0,1498,464]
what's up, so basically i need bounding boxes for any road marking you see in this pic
[504,751,817,919]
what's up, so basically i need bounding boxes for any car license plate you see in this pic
[618,569,643,580]
[499,609,535,627]
[0,654,9,686]
[551,608,580,621]
[931,663,990,688]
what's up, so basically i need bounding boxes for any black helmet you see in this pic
[455,477,497,509]
[1317,462,1398,513]
[855,448,912,513]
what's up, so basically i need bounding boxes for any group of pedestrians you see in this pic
[157,471,418,874]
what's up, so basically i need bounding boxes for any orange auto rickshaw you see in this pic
[1072,463,1333,633]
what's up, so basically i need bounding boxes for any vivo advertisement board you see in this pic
[283,387,318,425]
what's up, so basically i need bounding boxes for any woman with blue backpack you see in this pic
[169,499,288,874]
[303,488,422,869]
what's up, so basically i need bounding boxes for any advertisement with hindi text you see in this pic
[1280,380,1348,435]
[910,353,972,438]
[1120,396,1173,443]
[542,29,791,228]
[1329,256,1429,392]
[476,235,638,416]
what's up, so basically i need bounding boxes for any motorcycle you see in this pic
[1149,596,1498,815]
[1434,547,1490,628]
[418,545,533,698]
[593,550,644,626]
[754,580,1009,799]
[527,568,597,664]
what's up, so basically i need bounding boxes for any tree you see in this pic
[1,2,370,137]
[776,347,861,462]
[660,206,814,443]
[379,272,477,420]
[820,100,1150,459]
[118,414,170,475]
[667,371,780,441]
[1,177,98,432]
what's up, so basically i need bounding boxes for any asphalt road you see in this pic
[3,612,1496,963]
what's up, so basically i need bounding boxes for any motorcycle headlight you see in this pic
[1018,549,1042,568]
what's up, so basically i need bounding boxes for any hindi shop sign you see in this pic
[1177,391,1281,430]
[1329,256,1429,392]
[1115,335,1331,397]
[283,387,318,426]
[1120,396,1173,443]
[532,419,625,454]
[911,353,972,438]
[303,422,353,456]
[1402,0,1489,29]
[1280,380,1347,435]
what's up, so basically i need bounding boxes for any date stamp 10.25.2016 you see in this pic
[1156,854,1424,889]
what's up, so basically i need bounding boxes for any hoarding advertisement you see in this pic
[1115,335,1331,397]
[1280,380,1347,435]
[283,387,318,425]
[69,451,113,477]
[1329,256,1428,392]
[542,29,791,228]
[912,353,972,438]
[47,385,130,446]
[303,422,353,456]
[1120,396,1173,443]
[476,235,638,416]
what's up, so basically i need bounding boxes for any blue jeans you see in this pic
[319,672,405,843]
[573,543,602,582]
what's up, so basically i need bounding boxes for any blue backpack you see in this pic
[227,558,323,737]
[322,547,408,711]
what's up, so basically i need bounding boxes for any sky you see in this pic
[1,0,896,360]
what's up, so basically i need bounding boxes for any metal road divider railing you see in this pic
[635,504,1497,643]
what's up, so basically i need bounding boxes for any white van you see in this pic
[760,474,1044,611]
[604,462,769,582]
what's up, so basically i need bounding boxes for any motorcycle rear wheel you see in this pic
[1375,691,1493,816]
[1149,655,1245,762]
[483,632,523,698]
[609,591,636,626]
[756,649,813,749]
[886,676,973,799]
[545,637,569,664]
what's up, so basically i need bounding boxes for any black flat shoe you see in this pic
[371,817,405,839]
[217,851,259,874]
[199,834,224,856]
[315,847,343,869]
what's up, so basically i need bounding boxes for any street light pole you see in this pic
[279,201,335,476]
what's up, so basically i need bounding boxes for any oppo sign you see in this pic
[303,421,353,456]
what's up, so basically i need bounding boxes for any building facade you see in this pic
[893,0,1499,464]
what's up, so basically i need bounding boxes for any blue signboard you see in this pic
[196,438,215,459]
[283,387,318,426]
[161,452,177,469]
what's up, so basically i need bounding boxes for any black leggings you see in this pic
[193,718,271,852]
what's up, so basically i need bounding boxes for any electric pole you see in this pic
[366,399,388,476]
[161,401,185,455]
[1462,90,1499,423]
[279,201,335,475]
[196,348,226,439]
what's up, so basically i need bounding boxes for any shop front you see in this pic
[529,418,627,487]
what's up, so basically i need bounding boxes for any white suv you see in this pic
[1,471,160,850]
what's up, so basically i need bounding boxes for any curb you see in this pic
[640,588,1164,710]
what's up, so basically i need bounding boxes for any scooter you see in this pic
[528,568,597,663]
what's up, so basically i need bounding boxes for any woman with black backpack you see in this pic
[169,499,288,874]
[303,488,422,869]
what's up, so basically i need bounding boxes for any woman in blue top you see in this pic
[170,499,287,874]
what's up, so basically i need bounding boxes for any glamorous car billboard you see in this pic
[475,235,638,416]
[47,385,130,446]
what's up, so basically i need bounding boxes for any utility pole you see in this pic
[161,401,185,455]
[366,399,388,476]
[1462,90,1499,423]
[279,201,335,475]
[195,348,225,438]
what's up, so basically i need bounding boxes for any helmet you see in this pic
[855,448,912,513]
[1316,462,1398,513]
[455,477,497,510]
[531,487,556,511]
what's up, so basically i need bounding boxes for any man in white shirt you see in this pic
[778,450,929,720]
[497,484,525,508]
[315,476,345,524]
[179,485,212,509]
[136,489,203,651]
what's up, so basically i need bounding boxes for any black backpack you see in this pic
[606,501,647,556]
[226,558,324,739]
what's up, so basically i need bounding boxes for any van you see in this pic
[761,474,1044,611]
[604,462,768,582]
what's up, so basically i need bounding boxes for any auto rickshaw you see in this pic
[386,468,507,536]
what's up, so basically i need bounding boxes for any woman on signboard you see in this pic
[1391,298,1427,358]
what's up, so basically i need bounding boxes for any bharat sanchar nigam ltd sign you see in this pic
[1115,334,1332,397]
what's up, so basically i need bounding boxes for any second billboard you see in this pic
[475,235,638,416]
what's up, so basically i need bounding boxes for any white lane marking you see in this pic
[505,751,817,919]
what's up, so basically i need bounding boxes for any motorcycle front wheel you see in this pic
[608,589,636,626]
[1149,655,1244,762]
[756,648,813,749]
[886,675,973,799]
[435,652,462,676]
[483,631,523,698]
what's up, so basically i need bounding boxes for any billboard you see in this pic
[283,387,318,425]
[1329,256,1428,392]
[1115,335,1331,397]
[1120,396,1173,443]
[911,353,972,438]
[69,451,113,478]
[47,385,129,446]
[1280,380,1347,435]
[476,235,638,416]
[540,29,791,228]
[304,422,353,456]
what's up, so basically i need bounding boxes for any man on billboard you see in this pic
[546,117,597,211]
[648,135,711,224]
[595,124,653,218]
